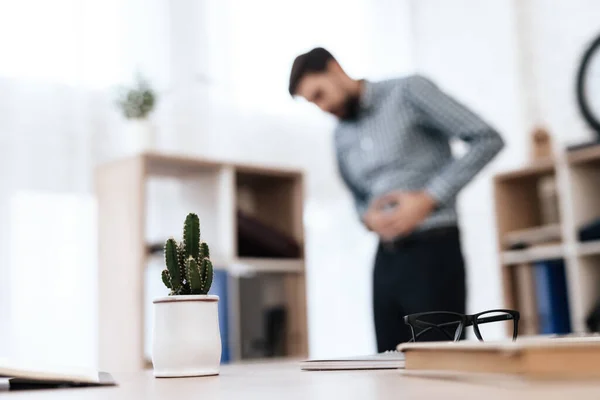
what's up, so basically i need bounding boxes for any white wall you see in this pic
[525,0,600,146]
[409,0,600,340]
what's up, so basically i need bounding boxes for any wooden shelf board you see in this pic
[146,252,303,274]
[236,165,303,180]
[503,224,562,248]
[146,253,231,270]
[103,151,304,179]
[577,241,600,257]
[143,152,224,177]
[567,145,600,166]
[494,159,555,182]
[228,258,304,275]
[501,244,565,265]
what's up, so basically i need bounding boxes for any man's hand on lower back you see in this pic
[366,191,437,241]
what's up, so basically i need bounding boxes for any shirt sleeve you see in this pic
[335,146,370,221]
[354,197,369,221]
[405,75,505,205]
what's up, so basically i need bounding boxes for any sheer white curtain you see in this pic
[0,0,170,366]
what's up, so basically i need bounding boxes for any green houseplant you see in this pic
[152,212,222,378]
[115,73,158,154]
[116,74,156,119]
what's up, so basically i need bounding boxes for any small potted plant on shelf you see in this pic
[115,73,157,154]
[152,212,221,378]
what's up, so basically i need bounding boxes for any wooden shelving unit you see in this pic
[95,152,308,372]
[494,146,600,338]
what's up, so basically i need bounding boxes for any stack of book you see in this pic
[397,335,600,380]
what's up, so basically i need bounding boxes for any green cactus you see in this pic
[200,241,210,259]
[160,212,214,295]
[200,258,213,293]
[161,270,172,290]
[164,238,181,293]
[183,213,200,260]
[177,241,189,293]
[187,257,203,294]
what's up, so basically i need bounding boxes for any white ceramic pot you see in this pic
[122,118,155,154]
[152,295,221,378]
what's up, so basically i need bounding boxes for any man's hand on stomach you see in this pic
[364,190,436,241]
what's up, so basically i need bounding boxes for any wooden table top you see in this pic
[6,360,600,399]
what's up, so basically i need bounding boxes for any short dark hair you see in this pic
[288,47,335,96]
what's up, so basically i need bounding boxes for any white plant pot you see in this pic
[123,118,155,155]
[152,295,221,378]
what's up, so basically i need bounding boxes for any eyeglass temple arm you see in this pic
[419,314,515,330]
[476,314,516,325]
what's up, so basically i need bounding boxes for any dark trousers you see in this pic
[373,226,466,352]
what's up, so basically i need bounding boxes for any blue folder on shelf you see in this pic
[534,259,571,335]
[209,269,230,363]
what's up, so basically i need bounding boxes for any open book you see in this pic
[300,350,405,371]
[0,358,116,391]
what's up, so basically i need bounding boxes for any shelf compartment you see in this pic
[506,259,572,336]
[495,169,561,246]
[510,263,539,336]
[145,165,235,265]
[568,162,600,231]
[236,271,307,361]
[235,169,303,259]
[576,255,600,332]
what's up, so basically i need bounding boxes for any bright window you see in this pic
[0,0,124,88]
[8,191,97,367]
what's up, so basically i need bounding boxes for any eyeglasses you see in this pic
[403,309,520,342]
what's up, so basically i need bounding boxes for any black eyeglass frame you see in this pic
[403,309,520,343]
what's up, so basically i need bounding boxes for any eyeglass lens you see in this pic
[411,313,463,342]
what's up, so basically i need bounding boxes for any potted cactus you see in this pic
[152,212,221,378]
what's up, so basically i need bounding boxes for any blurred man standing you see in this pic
[288,47,504,351]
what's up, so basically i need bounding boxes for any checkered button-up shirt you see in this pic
[334,74,504,232]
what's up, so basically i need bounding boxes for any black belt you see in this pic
[381,225,459,250]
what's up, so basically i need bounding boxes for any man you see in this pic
[288,47,505,351]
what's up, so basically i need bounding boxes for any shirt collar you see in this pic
[359,79,376,112]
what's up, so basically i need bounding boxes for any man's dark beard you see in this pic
[339,94,361,121]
